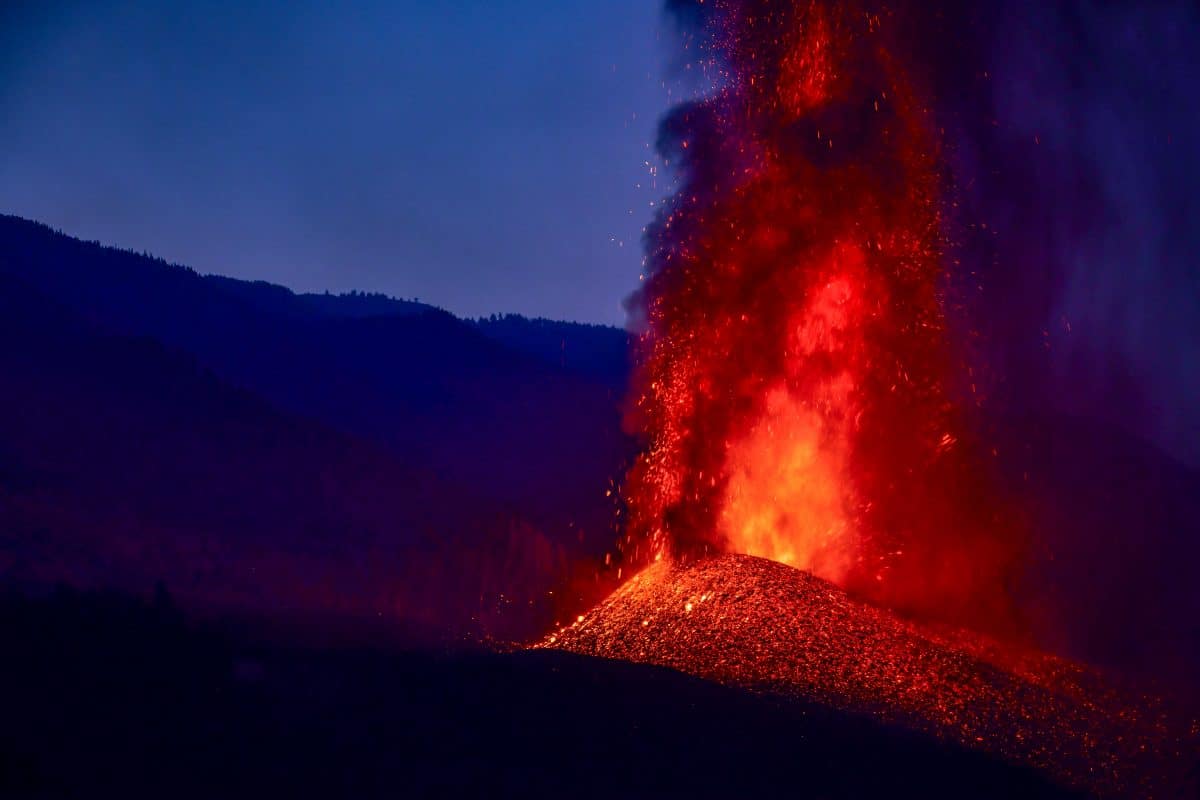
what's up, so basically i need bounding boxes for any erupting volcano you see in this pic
[542,555,1189,797]
[620,0,1018,627]
[545,1,1198,795]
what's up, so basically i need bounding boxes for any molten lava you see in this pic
[536,7,1200,793]
[623,0,1018,626]
[542,4,1200,794]
[541,555,1191,797]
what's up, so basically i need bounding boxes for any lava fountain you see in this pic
[543,5,1199,793]
[622,0,1020,630]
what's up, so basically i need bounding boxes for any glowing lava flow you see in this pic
[544,4,1200,793]
[622,0,1018,626]
[541,556,1192,797]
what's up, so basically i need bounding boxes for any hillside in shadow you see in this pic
[0,215,631,549]
[1,212,1198,683]
[0,587,1076,799]
[0,270,598,640]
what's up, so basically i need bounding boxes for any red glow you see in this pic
[622,0,1020,628]
[542,555,1183,797]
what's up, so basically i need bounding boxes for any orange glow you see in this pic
[719,245,870,578]
[621,0,1022,630]
[541,555,1184,798]
[720,385,854,579]
[718,243,881,581]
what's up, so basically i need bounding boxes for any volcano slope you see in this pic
[540,555,1196,797]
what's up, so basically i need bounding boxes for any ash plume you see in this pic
[620,0,1200,675]
[622,0,1024,633]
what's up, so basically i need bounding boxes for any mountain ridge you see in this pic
[0,213,634,548]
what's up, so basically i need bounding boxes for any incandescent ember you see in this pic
[621,0,1024,632]
[539,554,1196,797]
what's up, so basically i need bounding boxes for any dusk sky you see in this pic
[2,0,1198,465]
[0,1,673,325]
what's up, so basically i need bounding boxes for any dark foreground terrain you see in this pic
[0,588,1076,799]
[546,555,1199,797]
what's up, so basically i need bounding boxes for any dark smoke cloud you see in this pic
[947,1,1200,676]
[954,0,1200,467]
[644,1,1200,678]
[654,0,1200,467]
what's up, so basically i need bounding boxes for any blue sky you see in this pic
[3,0,1198,463]
[0,1,674,324]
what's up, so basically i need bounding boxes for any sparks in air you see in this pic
[618,0,1021,631]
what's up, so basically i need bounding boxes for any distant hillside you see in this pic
[0,215,633,555]
[473,314,630,394]
[0,270,592,640]
[204,276,432,321]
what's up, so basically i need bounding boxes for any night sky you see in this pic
[0,0,671,325]
[1,1,1198,463]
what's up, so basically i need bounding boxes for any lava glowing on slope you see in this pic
[623,0,1018,625]
[541,555,1193,797]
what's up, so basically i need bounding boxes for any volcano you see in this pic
[540,555,1194,797]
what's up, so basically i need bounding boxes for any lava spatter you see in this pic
[622,0,1022,629]
[540,555,1195,797]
